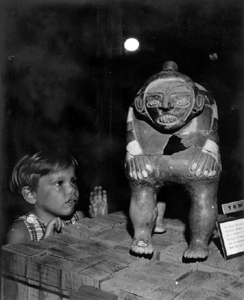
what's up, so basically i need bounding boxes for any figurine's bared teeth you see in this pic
[158,115,178,124]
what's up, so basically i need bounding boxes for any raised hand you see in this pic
[89,186,108,218]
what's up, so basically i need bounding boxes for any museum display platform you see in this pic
[2,211,244,300]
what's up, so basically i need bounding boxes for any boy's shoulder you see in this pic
[6,219,31,244]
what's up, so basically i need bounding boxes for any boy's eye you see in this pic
[71,178,77,185]
[56,180,63,186]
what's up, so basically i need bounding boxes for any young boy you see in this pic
[6,151,108,244]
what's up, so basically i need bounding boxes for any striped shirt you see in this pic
[15,212,80,241]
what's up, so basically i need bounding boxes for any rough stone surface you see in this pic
[2,211,244,300]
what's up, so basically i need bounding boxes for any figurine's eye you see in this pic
[172,95,191,107]
[151,94,162,101]
[146,94,162,107]
[146,99,160,107]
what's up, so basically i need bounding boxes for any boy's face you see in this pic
[33,167,79,223]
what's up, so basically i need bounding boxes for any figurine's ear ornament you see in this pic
[134,91,147,117]
[191,90,205,116]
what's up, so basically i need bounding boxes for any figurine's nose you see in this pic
[159,98,174,111]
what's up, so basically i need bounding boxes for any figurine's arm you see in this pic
[125,152,153,180]
[190,105,221,178]
[181,130,221,178]
[125,107,153,181]
[176,102,222,178]
[189,138,222,177]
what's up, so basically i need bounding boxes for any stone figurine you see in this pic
[125,61,222,260]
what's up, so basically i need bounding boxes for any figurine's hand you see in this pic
[43,217,65,239]
[125,152,153,180]
[89,186,108,218]
[190,150,221,177]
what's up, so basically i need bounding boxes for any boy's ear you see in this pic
[22,187,37,204]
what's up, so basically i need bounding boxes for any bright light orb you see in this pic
[124,38,140,52]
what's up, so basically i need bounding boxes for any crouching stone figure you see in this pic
[125,61,222,260]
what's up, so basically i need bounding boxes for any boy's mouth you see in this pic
[66,198,77,204]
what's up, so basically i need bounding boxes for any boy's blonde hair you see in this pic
[10,151,78,195]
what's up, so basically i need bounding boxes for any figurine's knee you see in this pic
[129,184,158,225]
[187,179,219,206]
[187,180,219,234]
[130,185,157,211]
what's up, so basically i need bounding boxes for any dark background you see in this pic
[1,0,244,238]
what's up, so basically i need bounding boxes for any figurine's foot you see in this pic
[154,222,166,233]
[130,238,154,255]
[183,240,209,260]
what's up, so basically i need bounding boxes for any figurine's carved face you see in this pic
[144,78,195,131]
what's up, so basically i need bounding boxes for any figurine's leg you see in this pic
[183,179,219,260]
[154,201,167,233]
[129,184,157,255]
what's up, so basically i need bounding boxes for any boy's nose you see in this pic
[67,184,75,194]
